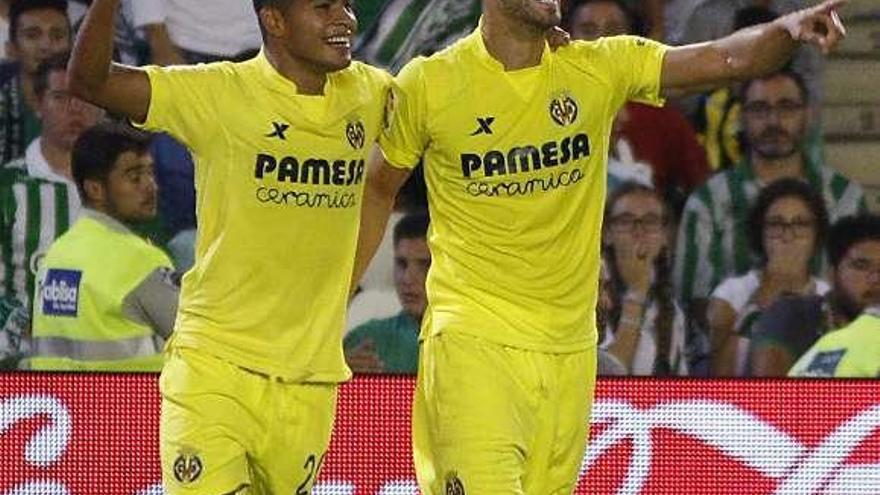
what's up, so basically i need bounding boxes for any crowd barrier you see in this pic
[2,373,879,494]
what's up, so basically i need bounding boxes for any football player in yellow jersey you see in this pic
[354,0,847,493]
[68,0,391,493]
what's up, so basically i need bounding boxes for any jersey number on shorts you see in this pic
[295,452,327,495]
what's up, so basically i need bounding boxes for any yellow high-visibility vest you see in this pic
[30,213,173,372]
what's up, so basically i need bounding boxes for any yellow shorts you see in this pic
[413,332,597,495]
[159,347,337,494]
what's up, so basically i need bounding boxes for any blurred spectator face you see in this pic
[38,69,103,151]
[102,151,158,223]
[761,195,817,265]
[7,8,70,75]
[833,240,880,315]
[569,1,631,41]
[267,0,357,73]
[606,189,668,261]
[742,75,808,160]
[394,235,430,321]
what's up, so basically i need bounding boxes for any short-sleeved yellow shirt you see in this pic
[139,51,391,381]
[380,31,667,352]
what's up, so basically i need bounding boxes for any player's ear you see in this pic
[259,6,288,39]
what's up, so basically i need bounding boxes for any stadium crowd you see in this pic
[0,0,876,379]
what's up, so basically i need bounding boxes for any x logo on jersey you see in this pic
[266,121,290,140]
[469,116,495,136]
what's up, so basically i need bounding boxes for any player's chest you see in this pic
[230,87,385,155]
[426,77,614,186]
[427,73,613,156]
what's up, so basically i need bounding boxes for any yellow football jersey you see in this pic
[380,31,667,352]
[139,51,391,380]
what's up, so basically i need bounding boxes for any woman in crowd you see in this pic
[600,182,688,376]
[708,178,830,376]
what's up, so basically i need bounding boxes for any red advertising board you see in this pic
[2,373,879,494]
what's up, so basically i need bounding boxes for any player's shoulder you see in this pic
[555,36,658,64]
[398,31,478,80]
[343,61,393,88]
[148,59,239,79]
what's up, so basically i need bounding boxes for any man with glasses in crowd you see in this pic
[675,69,866,367]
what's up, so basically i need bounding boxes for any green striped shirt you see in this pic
[354,0,480,72]
[674,160,867,306]
[0,158,78,311]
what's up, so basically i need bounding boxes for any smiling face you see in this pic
[262,0,358,74]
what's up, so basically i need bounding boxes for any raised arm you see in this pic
[661,0,847,95]
[351,146,412,292]
[67,0,151,123]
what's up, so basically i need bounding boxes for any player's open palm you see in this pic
[780,0,847,54]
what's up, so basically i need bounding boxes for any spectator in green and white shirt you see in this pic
[353,0,480,72]
[674,69,866,341]
[0,53,102,313]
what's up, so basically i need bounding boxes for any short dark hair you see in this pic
[9,0,69,43]
[562,0,640,35]
[747,178,828,263]
[252,0,294,38]
[393,211,429,246]
[828,215,880,268]
[741,69,810,105]
[33,51,69,99]
[72,121,152,205]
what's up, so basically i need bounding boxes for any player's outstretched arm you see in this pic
[351,146,412,294]
[661,0,847,95]
[67,0,151,123]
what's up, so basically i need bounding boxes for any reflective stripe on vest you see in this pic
[31,335,160,361]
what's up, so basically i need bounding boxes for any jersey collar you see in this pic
[248,48,367,118]
[251,48,330,97]
[467,20,552,73]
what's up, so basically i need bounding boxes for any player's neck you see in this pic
[481,13,545,71]
[265,47,328,96]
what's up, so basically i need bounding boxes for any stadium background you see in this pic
[1,1,880,494]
